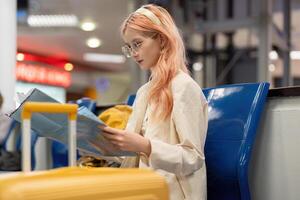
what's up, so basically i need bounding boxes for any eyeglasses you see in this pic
[121,40,143,58]
[121,33,158,58]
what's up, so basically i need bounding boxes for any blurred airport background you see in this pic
[0,0,299,110]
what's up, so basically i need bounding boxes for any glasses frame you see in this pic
[121,41,142,58]
[121,33,158,58]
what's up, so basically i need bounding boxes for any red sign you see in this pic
[16,62,71,88]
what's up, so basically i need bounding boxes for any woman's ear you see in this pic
[159,34,165,50]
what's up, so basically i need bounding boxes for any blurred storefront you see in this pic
[15,52,71,103]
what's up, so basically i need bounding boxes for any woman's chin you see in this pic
[138,64,150,70]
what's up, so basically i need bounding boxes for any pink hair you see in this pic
[121,4,189,121]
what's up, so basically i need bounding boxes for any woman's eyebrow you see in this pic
[124,37,142,45]
[130,38,142,44]
[132,38,141,42]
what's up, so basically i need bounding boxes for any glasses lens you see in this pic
[121,46,131,58]
[132,42,140,52]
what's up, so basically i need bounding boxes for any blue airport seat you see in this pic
[76,97,97,112]
[202,82,269,200]
[51,98,96,168]
[126,94,136,106]
[126,82,270,200]
[51,140,68,168]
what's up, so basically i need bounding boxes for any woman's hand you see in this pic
[99,126,151,156]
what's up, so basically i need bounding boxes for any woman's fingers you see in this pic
[99,126,128,150]
[99,125,123,135]
[102,132,124,149]
[102,132,117,140]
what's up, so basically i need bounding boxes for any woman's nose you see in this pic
[132,50,139,58]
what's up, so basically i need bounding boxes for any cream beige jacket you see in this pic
[121,72,208,200]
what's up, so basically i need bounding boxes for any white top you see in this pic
[122,71,208,200]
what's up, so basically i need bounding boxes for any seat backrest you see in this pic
[202,82,269,200]
[126,94,136,106]
[76,98,97,113]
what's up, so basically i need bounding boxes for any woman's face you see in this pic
[122,28,161,70]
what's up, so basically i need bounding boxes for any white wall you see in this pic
[0,0,16,112]
[249,96,300,200]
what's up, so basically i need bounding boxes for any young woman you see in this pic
[101,4,208,200]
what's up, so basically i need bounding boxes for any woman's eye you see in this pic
[133,41,142,48]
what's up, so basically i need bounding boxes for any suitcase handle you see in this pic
[21,102,78,172]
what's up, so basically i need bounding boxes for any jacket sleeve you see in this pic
[148,82,208,176]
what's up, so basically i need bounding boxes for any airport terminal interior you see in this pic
[0,0,299,200]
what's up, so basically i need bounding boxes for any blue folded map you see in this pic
[9,88,135,157]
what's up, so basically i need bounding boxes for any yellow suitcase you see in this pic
[0,102,169,200]
[0,167,168,200]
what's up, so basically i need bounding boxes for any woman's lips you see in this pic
[137,60,143,64]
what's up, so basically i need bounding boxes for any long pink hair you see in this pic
[121,4,189,121]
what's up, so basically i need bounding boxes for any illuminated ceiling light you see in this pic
[86,37,102,48]
[83,53,125,64]
[268,64,275,72]
[27,15,78,27]
[269,51,278,60]
[64,63,74,71]
[192,62,203,71]
[16,53,25,61]
[268,51,300,60]
[80,21,96,31]
[290,51,300,60]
